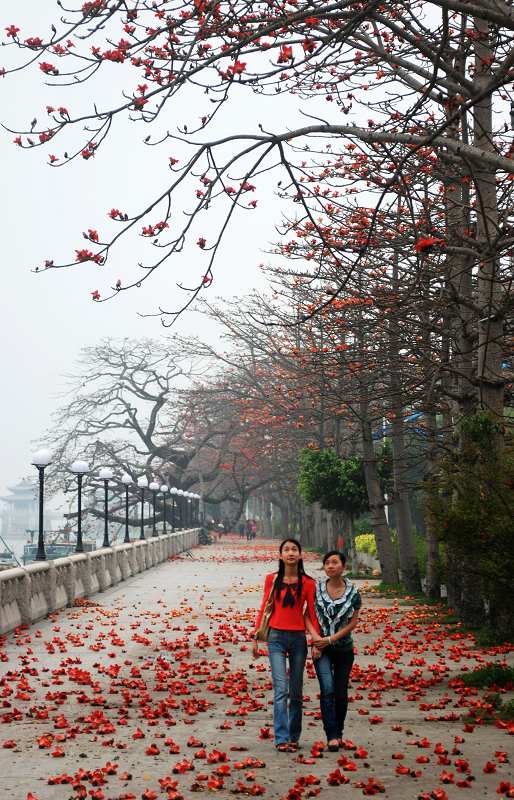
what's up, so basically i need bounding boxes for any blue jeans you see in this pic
[267,628,308,745]
[314,647,354,740]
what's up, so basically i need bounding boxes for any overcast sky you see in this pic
[0,1,304,496]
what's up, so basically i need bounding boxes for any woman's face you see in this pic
[280,541,301,566]
[323,554,345,578]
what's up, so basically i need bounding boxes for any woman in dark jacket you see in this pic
[311,550,361,752]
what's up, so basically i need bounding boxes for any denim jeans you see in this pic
[314,647,354,740]
[267,628,308,745]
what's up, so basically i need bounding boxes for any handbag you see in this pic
[255,576,277,642]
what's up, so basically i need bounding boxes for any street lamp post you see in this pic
[186,492,192,528]
[183,492,189,528]
[170,487,177,532]
[182,491,188,528]
[177,490,184,529]
[70,460,89,553]
[121,473,132,543]
[161,485,169,534]
[31,449,52,561]
[190,493,196,526]
[149,481,160,537]
[196,493,203,526]
[187,492,193,526]
[98,467,113,548]
[137,476,148,539]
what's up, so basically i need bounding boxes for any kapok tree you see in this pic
[2,1,513,432]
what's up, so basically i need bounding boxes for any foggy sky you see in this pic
[0,1,299,496]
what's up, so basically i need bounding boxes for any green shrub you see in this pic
[297,448,369,515]
[498,699,514,721]
[459,663,514,688]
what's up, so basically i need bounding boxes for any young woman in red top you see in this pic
[253,538,319,752]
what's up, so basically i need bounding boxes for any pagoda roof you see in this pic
[1,478,37,501]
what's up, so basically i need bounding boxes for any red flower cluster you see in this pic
[39,62,59,75]
[75,249,103,264]
[415,236,444,253]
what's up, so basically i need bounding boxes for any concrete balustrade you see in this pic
[0,528,200,635]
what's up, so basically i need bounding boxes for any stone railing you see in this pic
[0,528,200,635]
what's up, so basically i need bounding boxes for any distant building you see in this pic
[0,478,42,539]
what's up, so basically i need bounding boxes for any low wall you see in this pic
[353,551,381,574]
[0,528,200,636]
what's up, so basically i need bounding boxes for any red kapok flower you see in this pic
[39,62,59,75]
[415,236,444,253]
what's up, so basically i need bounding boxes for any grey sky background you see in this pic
[0,1,309,495]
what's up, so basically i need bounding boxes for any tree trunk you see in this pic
[445,542,462,613]
[458,570,486,627]
[331,510,344,552]
[348,514,357,572]
[313,503,323,550]
[389,230,421,592]
[473,15,505,434]
[262,498,272,537]
[360,397,399,584]
[282,502,290,538]
[303,502,315,548]
[423,412,442,600]
[321,509,330,551]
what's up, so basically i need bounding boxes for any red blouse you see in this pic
[254,572,320,635]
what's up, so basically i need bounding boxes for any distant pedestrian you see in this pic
[238,521,245,538]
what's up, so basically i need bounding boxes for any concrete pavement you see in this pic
[0,538,512,800]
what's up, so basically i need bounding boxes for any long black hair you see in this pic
[275,538,309,606]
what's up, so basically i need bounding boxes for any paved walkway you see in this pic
[0,538,512,800]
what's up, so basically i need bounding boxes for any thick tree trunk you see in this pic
[262,498,272,537]
[347,514,357,572]
[390,429,420,591]
[303,503,315,548]
[445,543,462,613]
[327,510,343,551]
[458,571,486,626]
[321,509,330,551]
[282,503,290,538]
[474,16,504,431]
[423,413,442,600]
[360,397,399,584]
[313,503,323,550]
[389,237,421,593]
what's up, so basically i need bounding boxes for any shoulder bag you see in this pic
[255,576,277,642]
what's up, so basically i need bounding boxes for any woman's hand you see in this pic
[311,645,321,660]
[313,636,331,649]
[252,640,260,659]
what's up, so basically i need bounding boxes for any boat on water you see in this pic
[0,550,17,571]
[0,535,19,571]
[22,524,97,565]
